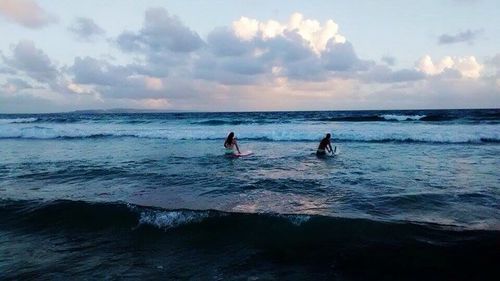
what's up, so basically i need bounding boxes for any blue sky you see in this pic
[0,0,499,112]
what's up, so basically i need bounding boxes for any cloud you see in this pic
[321,41,369,71]
[0,65,17,74]
[486,54,500,68]
[0,0,56,28]
[416,55,483,79]
[70,56,132,86]
[68,56,195,101]
[438,29,482,45]
[361,65,425,83]
[202,13,369,84]
[4,40,59,83]
[2,77,32,93]
[231,12,346,55]
[116,7,203,54]
[114,7,205,78]
[206,27,253,57]
[1,9,498,112]
[381,56,396,66]
[69,17,105,40]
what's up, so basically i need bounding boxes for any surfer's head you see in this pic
[225,132,235,145]
[326,133,331,139]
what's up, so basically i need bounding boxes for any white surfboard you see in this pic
[234,150,253,157]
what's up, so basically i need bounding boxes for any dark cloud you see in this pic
[68,56,194,100]
[260,32,315,63]
[361,65,425,83]
[193,52,265,85]
[322,41,371,72]
[5,77,33,90]
[438,29,482,45]
[69,17,105,40]
[0,93,58,113]
[221,58,266,75]
[116,7,203,54]
[0,65,17,75]
[282,57,327,81]
[114,7,204,78]
[207,27,252,57]
[4,40,58,83]
[70,56,133,86]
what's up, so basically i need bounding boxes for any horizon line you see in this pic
[0,106,498,115]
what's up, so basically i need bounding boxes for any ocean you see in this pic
[1,109,499,280]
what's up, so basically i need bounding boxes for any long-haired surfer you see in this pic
[317,133,333,156]
[224,132,241,155]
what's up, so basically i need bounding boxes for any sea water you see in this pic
[1,109,499,279]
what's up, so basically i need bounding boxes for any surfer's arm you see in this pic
[235,142,241,153]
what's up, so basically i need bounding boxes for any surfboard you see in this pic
[234,151,253,157]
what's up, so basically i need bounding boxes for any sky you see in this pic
[0,0,499,113]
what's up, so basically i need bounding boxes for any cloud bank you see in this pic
[0,6,499,113]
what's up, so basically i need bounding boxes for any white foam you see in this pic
[0,117,38,124]
[380,114,426,121]
[283,214,311,226]
[0,122,498,143]
[139,210,210,229]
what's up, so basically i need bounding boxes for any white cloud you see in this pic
[416,55,483,79]
[0,0,56,28]
[231,12,346,55]
[232,17,259,41]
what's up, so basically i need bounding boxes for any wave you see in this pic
[318,114,459,122]
[1,110,498,126]
[2,199,497,232]
[380,114,426,121]
[192,120,255,126]
[0,117,38,124]
[2,199,498,280]
[191,119,291,125]
[318,116,386,122]
[0,125,498,144]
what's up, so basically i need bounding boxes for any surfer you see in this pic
[224,132,241,155]
[317,133,333,156]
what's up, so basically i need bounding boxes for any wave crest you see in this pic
[380,114,426,121]
[139,209,212,229]
[0,117,38,124]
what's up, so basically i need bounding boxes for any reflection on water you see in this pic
[1,138,499,229]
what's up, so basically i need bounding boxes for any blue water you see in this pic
[1,109,499,280]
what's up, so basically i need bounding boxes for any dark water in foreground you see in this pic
[1,109,499,280]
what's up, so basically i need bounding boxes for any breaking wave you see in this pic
[0,123,498,144]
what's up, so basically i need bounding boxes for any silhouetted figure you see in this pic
[317,133,333,156]
[224,132,241,155]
